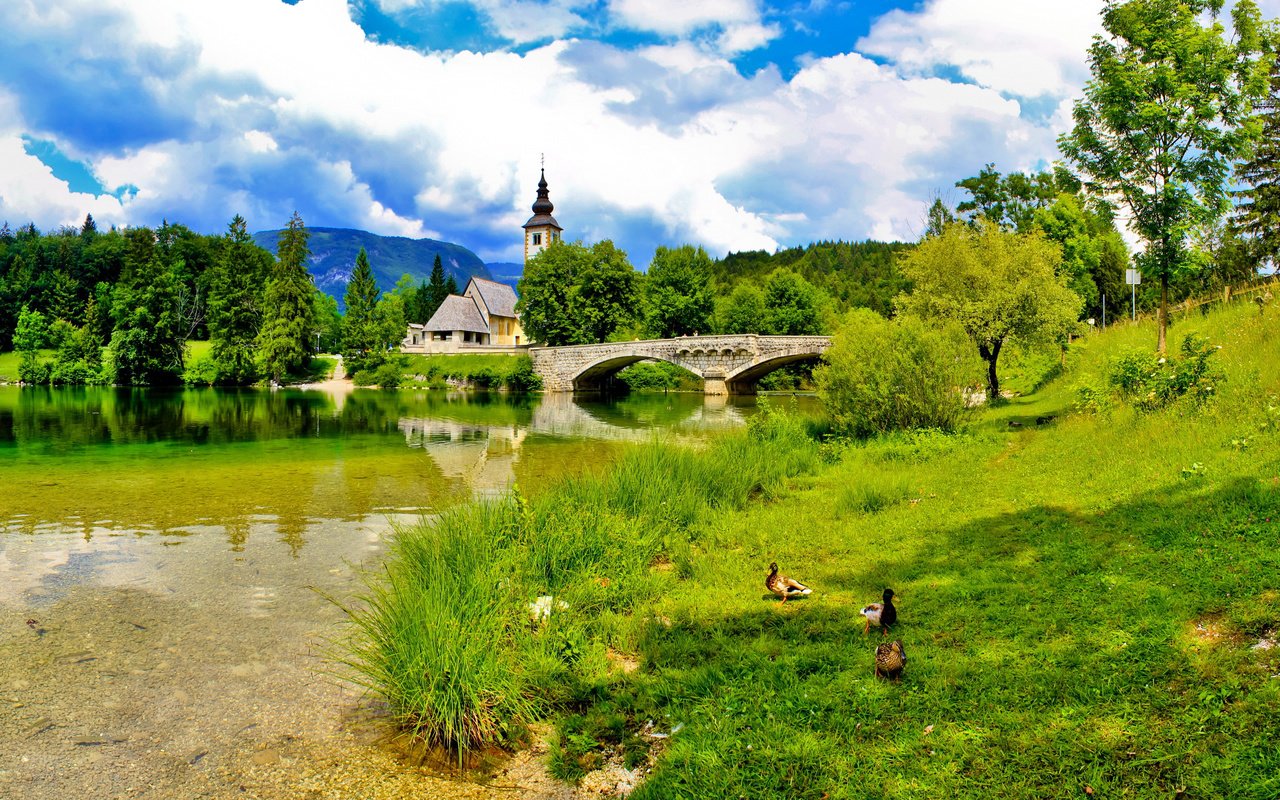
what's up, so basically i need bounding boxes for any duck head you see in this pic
[768,562,779,574]
[883,588,895,603]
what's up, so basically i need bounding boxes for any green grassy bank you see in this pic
[343,299,1280,797]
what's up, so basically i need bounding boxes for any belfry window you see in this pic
[532,233,542,245]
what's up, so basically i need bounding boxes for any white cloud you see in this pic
[858,0,1103,98]
[0,0,1107,263]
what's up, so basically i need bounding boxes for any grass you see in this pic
[398,354,534,389]
[340,298,1280,797]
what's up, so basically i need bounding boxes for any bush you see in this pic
[373,360,403,388]
[506,357,544,393]
[18,352,51,385]
[814,309,970,438]
[1108,334,1223,412]
[183,356,219,386]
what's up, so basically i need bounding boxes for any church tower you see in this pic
[522,168,562,265]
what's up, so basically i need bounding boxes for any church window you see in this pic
[532,233,542,245]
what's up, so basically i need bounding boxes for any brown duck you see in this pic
[765,562,812,602]
[875,640,906,681]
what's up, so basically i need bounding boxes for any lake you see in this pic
[0,385,808,799]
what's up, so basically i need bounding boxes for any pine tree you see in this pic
[1234,56,1280,272]
[256,212,315,383]
[423,254,449,321]
[81,213,97,237]
[109,227,185,384]
[444,274,459,296]
[342,248,382,372]
[209,215,269,384]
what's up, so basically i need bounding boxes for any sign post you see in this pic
[1125,269,1142,320]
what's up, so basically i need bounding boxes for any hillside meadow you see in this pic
[338,296,1280,798]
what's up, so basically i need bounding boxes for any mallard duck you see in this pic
[860,588,897,635]
[765,562,811,602]
[875,639,906,681]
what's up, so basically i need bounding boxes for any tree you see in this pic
[1059,0,1268,353]
[256,212,316,383]
[924,197,956,239]
[955,164,1079,232]
[422,254,450,322]
[762,269,825,335]
[1234,54,1280,272]
[444,274,459,296]
[718,284,766,333]
[517,240,639,345]
[81,213,97,237]
[643,245,715,338]
[208,215,270,384]
[109,227,185,384]
[312,290,343,354]
[898,223,1081,402]
[343,247,383,372]
[1032,193,1129,319]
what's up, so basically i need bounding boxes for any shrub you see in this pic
[1108,333,1223,412]
[18,352,51,385]
[183,356,219,386]
[1074,382,1112,415]
[814,309,970,438]
[617,361,678,391]
[372,360,403,388]
[505,357,543,393]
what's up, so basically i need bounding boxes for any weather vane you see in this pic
[540,152,545,169]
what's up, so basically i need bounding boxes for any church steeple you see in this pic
[523,166,563,265]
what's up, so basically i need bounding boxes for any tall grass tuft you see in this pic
[333,498,536,760]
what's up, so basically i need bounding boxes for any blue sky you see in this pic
[3,0,1261,271]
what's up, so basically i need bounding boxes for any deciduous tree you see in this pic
[1059,0,1268,353]
[898,223,1081,402]
[643,245,714,338]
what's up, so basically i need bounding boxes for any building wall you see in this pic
[523,226,560,264]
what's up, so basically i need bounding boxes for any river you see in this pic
[0,386,810,799]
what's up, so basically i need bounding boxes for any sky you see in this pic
[1,0,1275,269]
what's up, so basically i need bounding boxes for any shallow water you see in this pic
[0,386,810,799]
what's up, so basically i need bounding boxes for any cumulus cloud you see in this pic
[0,0,1108,265]
[858,0,1103,99]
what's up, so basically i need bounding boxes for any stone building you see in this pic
[403,277,527,353]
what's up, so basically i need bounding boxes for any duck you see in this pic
[860,588,897,635]
[765,562,812,603]
[874,639,906,681]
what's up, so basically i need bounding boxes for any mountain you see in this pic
[252,227,491,305]
[486,261,524,290]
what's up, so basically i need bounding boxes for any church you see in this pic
[402,169,558,353]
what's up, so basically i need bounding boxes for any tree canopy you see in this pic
[1059,0,1269,352]
[517,240,639,346]
[898,223,1081,402]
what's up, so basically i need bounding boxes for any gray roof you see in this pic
[469,277,519,318]
[424,295,489,333]
[523,213,562,230]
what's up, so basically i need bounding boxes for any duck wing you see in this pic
[860,602,883,622]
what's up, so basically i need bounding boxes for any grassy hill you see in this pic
[341,294,1280,797]
[252,227,490,306]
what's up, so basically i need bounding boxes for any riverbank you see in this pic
[346,300,1280,798]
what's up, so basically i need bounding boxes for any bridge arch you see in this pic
[724,351,826,394]
[571,351,696,392]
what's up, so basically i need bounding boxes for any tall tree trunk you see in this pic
[1157,273,1169,355]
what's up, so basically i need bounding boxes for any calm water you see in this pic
[0,386,810,799]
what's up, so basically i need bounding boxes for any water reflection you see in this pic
[0,386,808,547]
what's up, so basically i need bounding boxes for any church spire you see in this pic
[531,168,554,216]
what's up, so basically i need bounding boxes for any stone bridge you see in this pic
[529,334,832,394]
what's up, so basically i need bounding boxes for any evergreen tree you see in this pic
[81,214,97,237]
[1234,55,1280,273]
[343,247,383,372]
[208,215,269,384]
[256,212,316,383]
[423,254,449,322]
[109,227,185,385]
[444,273,459,296]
